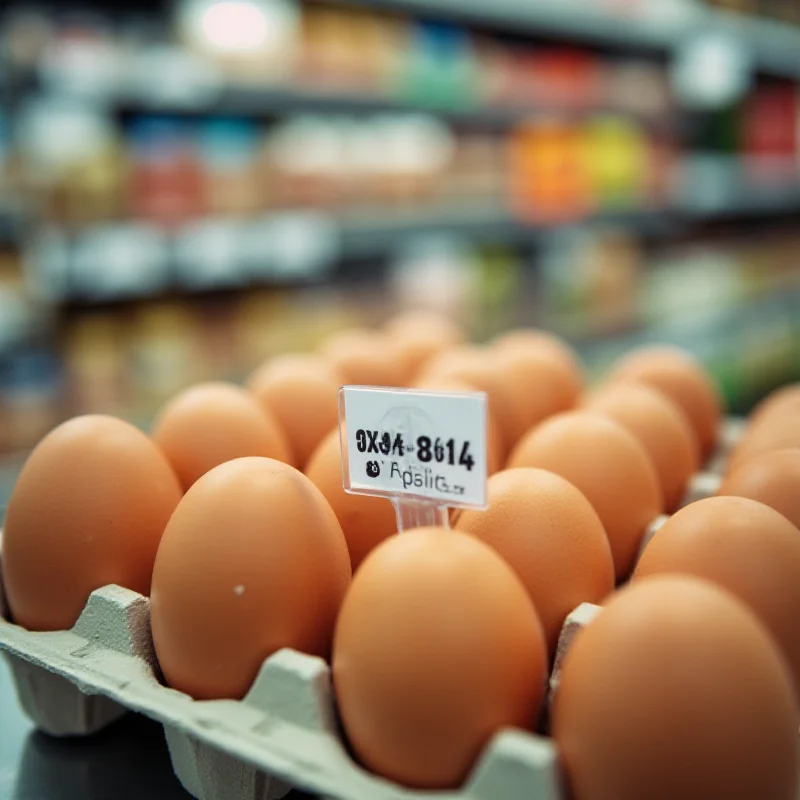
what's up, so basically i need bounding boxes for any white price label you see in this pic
[340,386,488,508]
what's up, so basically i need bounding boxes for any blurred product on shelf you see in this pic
[0,0,800,463]
[1,226,800,456]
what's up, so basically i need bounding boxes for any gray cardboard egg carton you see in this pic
[0,419,744,800]
[0,566,561,800]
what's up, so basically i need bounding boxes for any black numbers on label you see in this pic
[356,429,475,472]
[415,436,475,471]
[417,436,432,462]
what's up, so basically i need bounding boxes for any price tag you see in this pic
[339,386,488,530]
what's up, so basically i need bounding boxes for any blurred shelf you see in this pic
[338,206,674,257]
[58,82,675,132]
[28,206,679,307]
[330,0,699,52]
[25,179,800,307]
[679,179,800,219]
[711,9,800,79]
[672,156,800,218]
[331,0,800,78]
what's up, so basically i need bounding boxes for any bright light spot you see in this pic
[200,1,270,53]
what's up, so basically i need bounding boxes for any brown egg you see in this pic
[412,375,502,476]
[610,346,723,458]
[493,347,581,446]
[383,311,463,382]
[2,416,182,631]
[583,382,700,511]
[419,346,516,459]
[508,411,663,579]
[151,457,351,700]
[320,328,404,387]
[152,382,292,490]
[493,328,584,396]
[748,383,800,428]
[455,468,614,652]
[305,428,397,571]
[247,354,343,469]
[719,449,800,530]
[727,417,800,473]
[635,496,800,693]
[333,527,547,790]
[553,575,799,800]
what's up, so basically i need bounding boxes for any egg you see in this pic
[492,328,584,396]
[333,527,547,789]
[718,449,800,530]
[383,311,463,382]
[305,428,397,571]
[508,411,663,579]
[320,328,404,387]
[727,415,800,473]
[152,382,292,490]
[419,346,517,459]
[150,457,351,700]
[583,382,700,511]
[2,415,182,631]
[455,468,614,651]
[553,575,799,800]
[748,383,800,428]
[634,496,800,693]
[493,347,581,446]
[247,354,343,469]
[412,375,503,475]
[609,346,723,458]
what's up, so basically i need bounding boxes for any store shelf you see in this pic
[676,163,800,218]
[26,179,800,307]
[27,206,681,306]
[332,0,699,51]
[339,206,675,257]
[56,81,674,133]
[330,0,800,78]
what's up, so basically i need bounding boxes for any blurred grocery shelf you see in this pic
[22,167,800,306]
[23,207,668,305]
[342,0,696,51]
[325,0,800,77]
[55,82,677,134]
[676,160,800,218]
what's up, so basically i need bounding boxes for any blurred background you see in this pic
[1,0,800,470]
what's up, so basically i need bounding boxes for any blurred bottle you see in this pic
[741,82,799,182]
[127,115,204,227]
[264,116,347,209]
[297,7,393,92]
[63,315,128,414]
[128,303,203,407]
[198,117,261,215]
[0,349,62,454]
[176,0,300,84]
[15,100,124,230]
[397,22,479,110]
[530,49,604,111]
[511,118,593,224]
[583,116,648,209]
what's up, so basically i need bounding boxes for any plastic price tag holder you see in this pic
[338,386,489,532]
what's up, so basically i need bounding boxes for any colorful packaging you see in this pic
[127,115,204,227]
[511,119,593,224]
[198,117,261,216]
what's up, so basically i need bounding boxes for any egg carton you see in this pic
[0,545,564,800]
[0,418,744,800]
